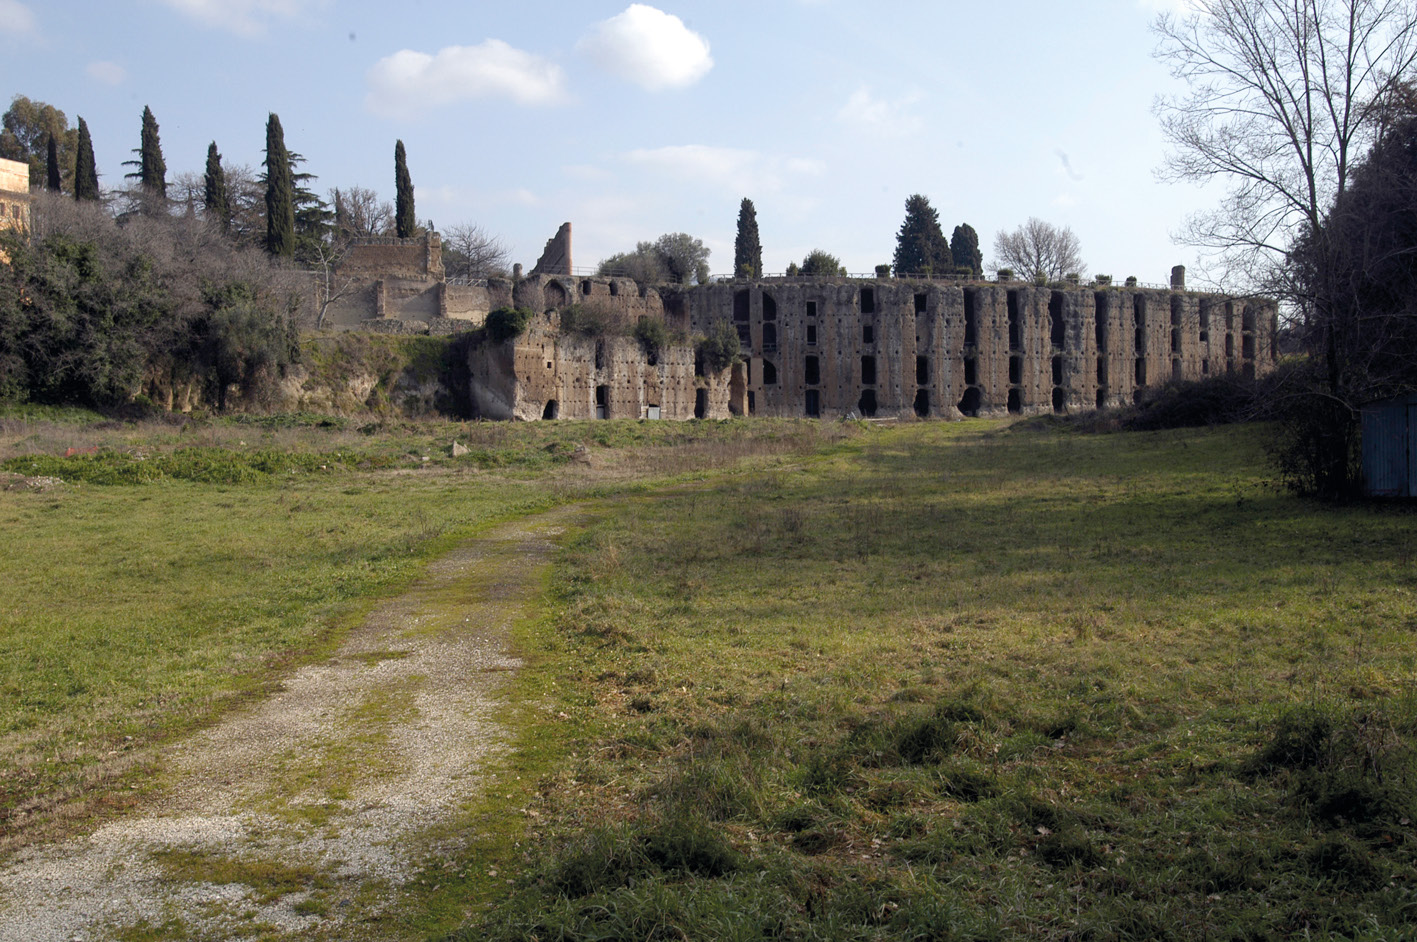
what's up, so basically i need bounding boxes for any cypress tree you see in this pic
[950,223,983,279]
[733,197,762,279]
[892,194,950,277]
[394,139,415,238]
[264,113,295,257]
[204,141,230,231]
[123,106,167,209]
[73,117,99,201]
[45,133,61,191]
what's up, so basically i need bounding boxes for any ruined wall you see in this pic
[468,310,727,421]
[530,222,572,276]
[685,280,1277,419]
[0,157,29,234]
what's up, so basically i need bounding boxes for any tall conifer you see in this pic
[73,117,99,201]
[265,114,295,257]
[45,134,61,191]
[123,106,167,208]
[950,224,983,279]
[394,140,415,238]
[892,194,950,276]
[204,141,230,231]
[733,198,762,279]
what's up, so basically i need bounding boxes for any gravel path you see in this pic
[0,507,575,941]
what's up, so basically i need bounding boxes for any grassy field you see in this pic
[454,419,1417,941]
[4,410,1416,940]
[0,409,847,851]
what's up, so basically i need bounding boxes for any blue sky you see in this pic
[0,0,1211,283]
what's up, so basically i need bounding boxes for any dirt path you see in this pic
[0,506,577,942]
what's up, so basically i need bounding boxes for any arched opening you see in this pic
[857,389,877,417]
[544,281,568,309]
[542,400,559,420]
[958,387,981,416]
[914,389,930,417]
[762,360,778,385]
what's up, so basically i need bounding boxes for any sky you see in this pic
[0,0,1215,284]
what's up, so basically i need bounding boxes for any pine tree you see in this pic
[264,113,295,258]
[950,223,983,279]
[394,139,415,238]
[73,117,99,201]
[733,197,762,279]
[45,133,61,191]
[892,194,950,276]
[204,142,230,231]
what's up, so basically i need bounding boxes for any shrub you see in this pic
[1124,275,1138,286]
[996,268,1014,281]
[559,303,618,337]
[483,306,532,344]
[633,315,669,362]
[875,264,891,278]
[696,320,740,375]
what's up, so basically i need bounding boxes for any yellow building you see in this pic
[0,157,30,233]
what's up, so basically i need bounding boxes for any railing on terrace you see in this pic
[533,267,1182,293]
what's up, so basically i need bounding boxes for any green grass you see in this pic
[452,420,1417,941]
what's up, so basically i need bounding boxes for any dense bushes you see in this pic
[0,194,299,410]
[482,306,533,344]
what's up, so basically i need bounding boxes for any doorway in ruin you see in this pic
[857,389,877,417]
[861,355,876,386]
[958,386,981,416]
[914,389,930,417]
[1007,388,1021,414]
[1052,388,1066,413]
[542,400,559,420]
[805,356,820,386]
[694,388,708,419]
[595,385,609,419]
[1095,388,1107,410]
[805,389,820,418]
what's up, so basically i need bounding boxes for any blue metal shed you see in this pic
[1361,393,1417,497]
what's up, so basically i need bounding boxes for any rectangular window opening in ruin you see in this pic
[916,355,929,385]
[734,290,750,322]
[1172,358,1183,381]
[1171,328,1181,354]
[1134,295,1146,327]
[1202,360,1209,375]
[1199,330,1208,344]
[762,323,777,352]
[1170,296,1182,327]
[1135,359,1147,385]
[963,289,978,347]
[762,293,777,321]
[1052,388,1066,414]
[1242,307,1257,331]
[806,300,817,318]
[862,324,875,345]
[1049,292,1065,349]
[1096,388,1107,409]
[582,279,592,295]
[914,389,930,417]
[1007,291,1021,352]
[1243,335,1256,359]
[914,293,927,314]
[805,356,820,386]
[805,389,820,417]
[861,288,875,314]
[1009,356,1021,385]
[609,281,620,297]
[1199,308,1209,330]
[1134,327,1145,356]
[695,388,708,419]
[1097,358,1107,384]
[861,356,876,386]
[747,391,755,414]
[806,324,817,346]
[595,341,605,370]
[858,389,877,417]
[964,357,977,386]
[1007,388,1021,414]
[1051,355,1063,386]
[763,360,778,385]
[737,323,752,347]
[1226,335,1235,358]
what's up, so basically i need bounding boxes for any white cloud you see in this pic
[624,144,824,194]
[0,0,36,34]
[365,40,567,117]
[155,0,327,37]
[837,87,923,135]
[86,61,127,85]
[578,4,713,91]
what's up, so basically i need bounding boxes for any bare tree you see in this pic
[443,222,510,281]
[332,185,393,239]
[1154,0,1417,290]
[991,218,1086,282]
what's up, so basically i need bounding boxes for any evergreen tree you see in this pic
[45,133,61,191]
[73,117,99,201]
[733,197,762,279]
[123,106,167,207]
[264,113,295,258]
[204,142,230,231]
[394,139,415,238]
[892,194,950,276]
[950,223,983,278]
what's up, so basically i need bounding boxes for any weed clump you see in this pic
[543,818,743,897]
